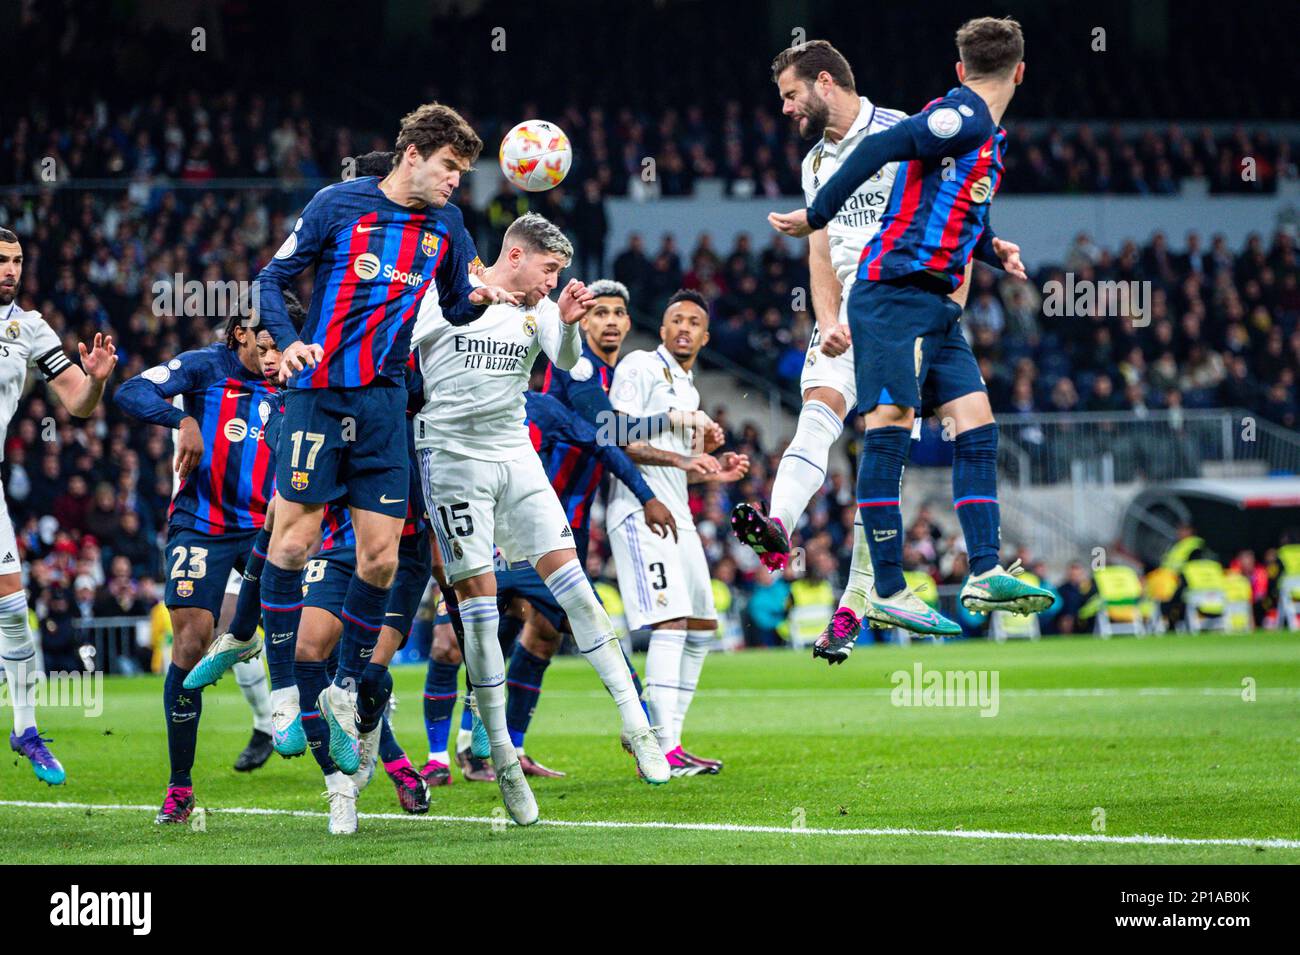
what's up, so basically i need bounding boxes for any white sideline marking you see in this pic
[2,799,1297,850]
[537,687,1300,699]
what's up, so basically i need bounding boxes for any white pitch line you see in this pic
[2,799,1297,850]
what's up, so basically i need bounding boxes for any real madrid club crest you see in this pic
[291,470,309,491]
[421,231,440,257]
[452,540,464,560]
[176,580,194,598]
[4,321,18,341]
[522,315,538,337]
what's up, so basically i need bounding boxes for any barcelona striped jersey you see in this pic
[808,85,1007,291]
[540,345,615,530]
[115,343,277,534]
[252,176,482,389]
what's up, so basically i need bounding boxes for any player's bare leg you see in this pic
[0,572,65,785]
[532,547,668,785]
[455,571,538,825]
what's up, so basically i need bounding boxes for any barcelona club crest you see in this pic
[176,580,194,598]
[421,231,440,257]
[291,470,309,491]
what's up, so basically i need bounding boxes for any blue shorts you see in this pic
[848,278,986,415]
[164,525,258,619]
[496,559,566,633]
[277,382,408,518]
[302,533,432,647]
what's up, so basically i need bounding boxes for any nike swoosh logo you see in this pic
[980,147,994,158]
[270,633,294,644]
[356,224,382,233]
[379,495,404,504]
[226,389,245,398]
[170,713,198,723]
[385,612,404,618]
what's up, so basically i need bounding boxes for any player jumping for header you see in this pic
[769,17,1052,647]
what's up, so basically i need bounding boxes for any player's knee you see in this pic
[521,626,561,659]
[431,640,462,666]
[172,627,206,669]
[356,548,397,587]
[269,528,316,569]
[653,616,688,631]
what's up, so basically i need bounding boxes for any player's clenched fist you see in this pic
[716,451,750,482]
[820,323,852,358]
[278,340,324,382]
[557,278,596,324]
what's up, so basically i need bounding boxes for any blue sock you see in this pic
[505,644,549,749]
[378,715,404,764]
[163,664,202,787]
[857,425,912,597]
[229,528,272,640]
[296,659,336,775]
[260,560,303,691]
[357,662,392,733]
[335,576,388,689]
[954,423,1001,575]
[497,611,524,655]
[424,659,460,755]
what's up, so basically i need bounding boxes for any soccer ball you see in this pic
[499,120,572,192]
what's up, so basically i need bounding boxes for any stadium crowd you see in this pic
[3,89,1294,200]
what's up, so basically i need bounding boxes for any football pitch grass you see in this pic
[3,631,1298,864]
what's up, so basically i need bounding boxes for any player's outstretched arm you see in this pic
[114,352,209,479]
[973,225,1027,280]
[687,451,750,484]
[47,332,117,417]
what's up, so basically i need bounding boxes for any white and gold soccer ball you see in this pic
[499,120,572,192]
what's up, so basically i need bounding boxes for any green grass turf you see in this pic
[2,631,1298,863]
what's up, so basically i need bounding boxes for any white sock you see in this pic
[456,728,473,753]
[544,559,648,733]
[0,591,37,733]
[458,596,515,769]
[674,631,712,746]
[769,399,843,535]
[428,750,449,766]
[644,628,686,751]
[271,684,299,712]
[234,657,273,734]
[839,512,876,618]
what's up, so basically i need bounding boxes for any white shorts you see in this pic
[800,288,857,408]
[609,515,716,631]
[225,568,244,598]
[418,448,573,584]
[0,483,18,576]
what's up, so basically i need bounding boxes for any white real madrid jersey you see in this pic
[412,279,581,462]
[605,345,698,531]
[0,302,72,462]
[801,96,907,287]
